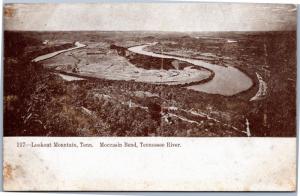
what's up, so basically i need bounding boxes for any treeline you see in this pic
[110,44,199,70]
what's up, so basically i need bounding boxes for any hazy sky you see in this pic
[4,3,297,31]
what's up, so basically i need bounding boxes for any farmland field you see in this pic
[4,31,296,136]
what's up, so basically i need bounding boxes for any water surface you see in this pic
[128,44,253,96]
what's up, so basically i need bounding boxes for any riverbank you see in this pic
[128,44,253,96]
[32,42,86,62]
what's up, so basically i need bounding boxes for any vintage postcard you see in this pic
[2,2,297,191]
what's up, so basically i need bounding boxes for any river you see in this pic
[33,41,253,96]
[32,42,86,62]
[128,44,253,96]
[32,42,87,81]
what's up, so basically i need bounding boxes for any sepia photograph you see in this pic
[2,2,298,191]
[3,3,297,137]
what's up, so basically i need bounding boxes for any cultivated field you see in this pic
[42,42,212,86]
